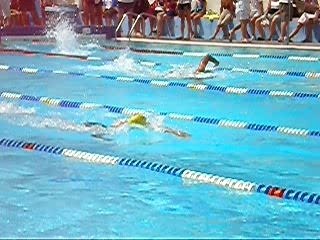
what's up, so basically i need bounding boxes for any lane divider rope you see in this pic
[1,64,320,100]
[1,91,320,140]
[0,137,318,206]
[1,47,319,78]
[103,45,320,62]
[0,48,93,61]
[2,46,318,64]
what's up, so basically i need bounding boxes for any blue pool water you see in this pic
[0,39,319,238]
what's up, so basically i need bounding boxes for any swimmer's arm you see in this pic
[111,119,127,129]
[91,133,112,142]
[162,127,191,139]
[84,121,108,129]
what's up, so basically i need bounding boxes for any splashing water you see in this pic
[88,50,163,78]
[0,102,36,115]
[46,18,91,56]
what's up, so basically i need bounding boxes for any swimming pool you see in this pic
[0,37,319,238]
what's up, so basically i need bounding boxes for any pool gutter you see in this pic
[1,35,320,51]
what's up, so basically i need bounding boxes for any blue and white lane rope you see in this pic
[0,137,319,206]
[103,45,320,62]
[1,64,320,100]
[0,48,159,66]
[4,58,318,79]
[0,48,96,61]
[3,47,319,65]
[2,91,320,140]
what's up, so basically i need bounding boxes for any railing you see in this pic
[116,12,175,40]
[115,12,138,40]
[128,12,157,39]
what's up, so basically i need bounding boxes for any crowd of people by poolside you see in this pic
[0,0,319,42]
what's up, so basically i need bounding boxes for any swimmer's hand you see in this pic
[174,130,191,139]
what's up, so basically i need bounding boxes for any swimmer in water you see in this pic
[84,113,191,140]
[166,54,219,80]
[195,54,220,74]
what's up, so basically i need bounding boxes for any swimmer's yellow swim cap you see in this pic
[128,114,147,127]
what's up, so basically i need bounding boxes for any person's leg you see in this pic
[255,15,266,39]
[157,11,165,38]
[212,9,228,39]
[268,14,280,40]
[149,16,156,35]
[278,3,292,41]
[95,4,103,27]
[185,8,192,39]
[88,2,95,25]
[104,11,112,26]
[229,23,241,41]
[179,10,186,39]
[304,20,314,42]
[193,13,204,37]
[289,23,303,40]
[240,19,250,42]
[250,16,259,39]
[82,0,89,25]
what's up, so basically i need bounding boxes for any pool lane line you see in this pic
[0,49,159,67]
[0,137,318,206]
[102,45,320,62]
[0,48,95,61]
[1,49,319,78]
[1,64,320,100]
[2,91,320,140]
[2,61,320,80]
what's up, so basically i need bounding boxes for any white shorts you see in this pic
[0,0,10,18]
[236,1,250,20]
[298,12,317,24]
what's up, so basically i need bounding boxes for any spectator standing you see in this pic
[157,0,177,38]
[191,0,206,38]
[103,0,118,26]
[211,0,235,40]
[117,0,135,35]
[177,0,192,39]
[289,0,319,42]
[255,0,280,40]
[278,0,293,42]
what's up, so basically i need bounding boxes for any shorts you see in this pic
[0,0,10,18]
[118,1,135,13]
[268,8,279,15]
[279,3,293,21]
[167,10,177,17]
[236,0,250,20]
[177,3,191,11]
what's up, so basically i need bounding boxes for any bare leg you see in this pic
[185,11,192,39]
[289,23,303,40]
[268,15,280,40]
[157,12,165,38]
[255,16,265,39]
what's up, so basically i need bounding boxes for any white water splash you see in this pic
[88,50,162,78]
[165,64,217,80]
[0,102,36,115]
[46,18,91,56]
